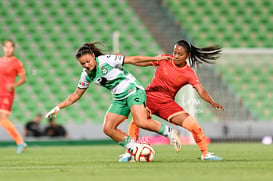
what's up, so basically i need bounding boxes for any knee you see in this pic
[103,123,113,137]
[0,113,9,120]
[134,119,147,129]
[181,116,201,132]
[170,112,190,125]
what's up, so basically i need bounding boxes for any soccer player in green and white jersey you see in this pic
[45,42,182,161]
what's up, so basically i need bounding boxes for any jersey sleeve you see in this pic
[16,60,25,75]
[152,61,160,67]
[188,69,200,87]
[152,54,172,67]
[99,55,125,68]
[77,69,90,89]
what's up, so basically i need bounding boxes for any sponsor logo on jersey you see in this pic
[101,66,108,74]
[97,77,107,85]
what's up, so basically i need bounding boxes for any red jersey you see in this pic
[145,54,200,102]
[0,56,25,96]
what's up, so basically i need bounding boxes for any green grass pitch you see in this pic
[0,143,272,181]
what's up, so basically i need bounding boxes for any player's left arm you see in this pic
[194,84,224,110]
[6,73,26,92]
[14,73,26,87]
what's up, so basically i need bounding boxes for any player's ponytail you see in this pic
[75,42,105,58]
[175,40,222,68]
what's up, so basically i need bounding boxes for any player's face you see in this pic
[173,45,190,67]
[77,53,96,72]
[3,41,15,57]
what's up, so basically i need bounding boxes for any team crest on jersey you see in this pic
[101,66,108,74]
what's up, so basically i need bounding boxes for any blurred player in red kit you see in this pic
[120,40,224,161]
[0,40,27,154]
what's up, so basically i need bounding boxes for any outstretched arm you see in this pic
[45,88,87,118]
[114,51,166,67]
[194,84,224,110]
[128,61,153,67]
[58,88,86,109]
[124,55,171,65]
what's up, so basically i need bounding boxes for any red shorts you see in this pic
[146,93,185,121]
[0,94,14,115]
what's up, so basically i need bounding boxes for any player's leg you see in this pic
[128,107,152,141]
[103,112,142,152]
[128,120,139,141]
[103,112,128,142]
[0,111,24,145]
[120,111,149,162]
[155,100,209,156]
[130,104,181,152]
[104,100,143,157]
[171,113,223,160]
[118,120,139,162]
[0,111,27,154]
[171,113,208,154]
[0,95,27,154]
[128,89,181,152]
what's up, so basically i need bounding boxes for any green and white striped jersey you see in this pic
[78,55,144,100]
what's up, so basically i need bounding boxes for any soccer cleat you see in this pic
[119,153,134,162]
[170,130,182,152]
[17,142,27,154]
[201,152,223,161]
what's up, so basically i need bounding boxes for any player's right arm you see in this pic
[45,69,91,118]
[58,88,86,109]
[45,88,87,118]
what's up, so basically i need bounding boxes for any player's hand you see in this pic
[45,106,60,118]
[6,84,15,92]
[157,55,172,62]
[212,103,224,111]
[114,50,122,56]
[146,107,152,119]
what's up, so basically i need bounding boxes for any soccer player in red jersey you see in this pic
[120,40,224,161]
[0,40,27,154]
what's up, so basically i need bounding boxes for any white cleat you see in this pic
[170,130,182,152]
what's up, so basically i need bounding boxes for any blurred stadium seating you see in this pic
[163,0,273,47]
[0,0,162,124]
[0,0,272,126]
[215,49,273,121]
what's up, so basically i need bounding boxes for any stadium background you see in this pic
[0,0,272,143]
